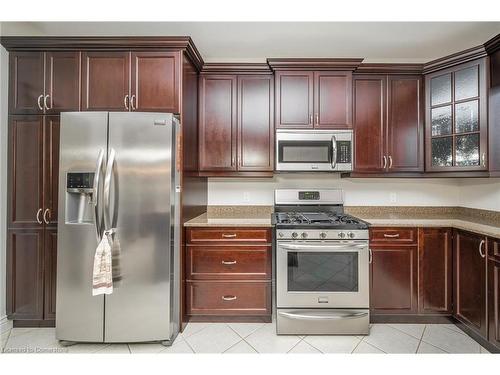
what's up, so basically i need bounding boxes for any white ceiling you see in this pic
[1,22,500,63]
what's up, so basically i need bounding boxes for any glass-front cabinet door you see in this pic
[425,58,487,171]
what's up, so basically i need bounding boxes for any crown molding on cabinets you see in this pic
[422,44,487,74]
[0,36,205,71]
[267,58,364,71]
[201,63,272,75]
[485,33,500,55]
[355,63,424,75]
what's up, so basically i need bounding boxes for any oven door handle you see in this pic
[279,243,367,251]
[331,135,337,169]
[278,310,368,321]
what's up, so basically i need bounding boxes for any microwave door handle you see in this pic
[331,135,337,169]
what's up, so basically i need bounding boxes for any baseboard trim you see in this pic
[0,316,13,335]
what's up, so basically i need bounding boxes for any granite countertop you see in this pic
[184,206,274,227]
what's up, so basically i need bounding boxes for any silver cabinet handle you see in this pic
[388,155,393,169]
[103,148,116,231]
[315,113,319,125]
[309,114,313,125]
[130,95,136,111]
[278,310,368,321]
[43,94,52,110]
[43,208,50,224]
[221,260,237,265]
[383,233,400,238]
[369,248,373,264]
[482,152,487,168]
[383,155,387,169]
[222,295,237,301]
[331,135,337,169]
[36,208,43,224]
[124,95,129,110]
[479,240,486,258]
[222,233,237,238]
[37,94,44,111]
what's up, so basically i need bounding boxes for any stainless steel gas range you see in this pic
[272,189,370,335]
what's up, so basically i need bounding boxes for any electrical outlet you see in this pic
[243,192,250,203]
[389,192,397,204]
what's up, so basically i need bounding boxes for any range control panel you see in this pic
[67,172,94,192]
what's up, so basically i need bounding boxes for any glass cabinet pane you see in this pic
[455,65,479,101]
[431,73,452,106]
[455,100,478,133]
[431,105,452,136]
[431,137,453,167]
[456,134,479,166]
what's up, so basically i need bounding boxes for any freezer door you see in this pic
[104,112,178,342]
[56,112,108,342]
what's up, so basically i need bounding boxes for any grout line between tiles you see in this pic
[221,338,245,353]
[286,336,306,353]
[415,325,427,353]
[225,323,248,340]
[242,338,260,353]
[182,336,197,354]
[418,339,451,354]
[387,324,427,341]
[350,337,364,353]
[301,337,325,354]
[440,324,469,337]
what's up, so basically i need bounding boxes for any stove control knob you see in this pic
[338,232,346,239]
[347,232,355,239]
[301,232,308,239]
[278,232,284,238]
[319,232,327,239]
[292,232,298,239]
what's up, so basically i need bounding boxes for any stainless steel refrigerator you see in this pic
[56,112,180,345]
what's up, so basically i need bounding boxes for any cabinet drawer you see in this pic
[187,246,271,280]
[370,227,417,244]
[186,281,271,316]
[187,227,271,244]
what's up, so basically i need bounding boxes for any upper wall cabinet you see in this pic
[9,51,81,114]
[198,67,274,176]
[353,74,423,173]
[82,51,180,113]
[425,58,488,172]
[275,71,352,129]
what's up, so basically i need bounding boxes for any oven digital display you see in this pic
[298,191,320,200]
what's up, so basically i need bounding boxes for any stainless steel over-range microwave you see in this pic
[275,129,353,172]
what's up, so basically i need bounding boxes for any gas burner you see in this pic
[273,211,368,230]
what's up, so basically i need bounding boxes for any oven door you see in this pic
[275,130,352,171]
[276,240,369,308]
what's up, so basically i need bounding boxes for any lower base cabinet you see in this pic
[185,227,272,322]
[488,238,500,348]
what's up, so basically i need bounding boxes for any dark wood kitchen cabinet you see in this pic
[454,229,487,337]
[353,75,423,173]
[82,51,180,112]
[418,228,453,315]
[44,229,58,320]
[369,228,418,315]
[487,237,500,348]
[275,70,351,129]
[9,51,81,115]
[199,73,274,175]
[185,227,272,322]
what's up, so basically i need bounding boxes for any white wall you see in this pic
[0,24,11,333]
[458,178,500,211]
[208,175,461,207]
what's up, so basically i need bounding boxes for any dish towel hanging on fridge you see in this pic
[92,229,114,296]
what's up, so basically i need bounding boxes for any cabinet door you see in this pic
[8,116,44,229]
[6,229,44,320]
[353,76,386,172]
[44,228,57,320]
[131,51,180,112]
[418,228,452,315]
[44,116,60,225]
[199,75,237,171]
[81,52,130,111]
[487,238,500,348]
[9,52,45,114]
[387,76,423,172]
[237,75,274,171]
[45,52,81,113]
[275,71,314,128]
[454,230,487,336]
[314,71,352,128]
[370,245,418,314]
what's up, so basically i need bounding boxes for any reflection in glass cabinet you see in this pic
[431,137,453,167]
[454,65,479,101]
[456,134,480,166]
[431,105,452,136]
[431,73,452,106]
[455,100,479,133]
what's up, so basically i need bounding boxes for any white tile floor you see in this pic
[0,322,492,354]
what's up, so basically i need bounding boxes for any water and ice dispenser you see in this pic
[65,172,95,224]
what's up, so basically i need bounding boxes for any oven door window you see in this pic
[287,251,358,292]
[278,141,332,163]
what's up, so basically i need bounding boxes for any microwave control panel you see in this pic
[336,141,352,164]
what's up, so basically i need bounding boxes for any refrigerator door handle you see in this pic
[93,149,105,242]
[104,148,116,230]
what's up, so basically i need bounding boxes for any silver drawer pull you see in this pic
[222,233,237,238]
[222,295,237,301]
[383,234,400,238]
[221,260,237,265]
